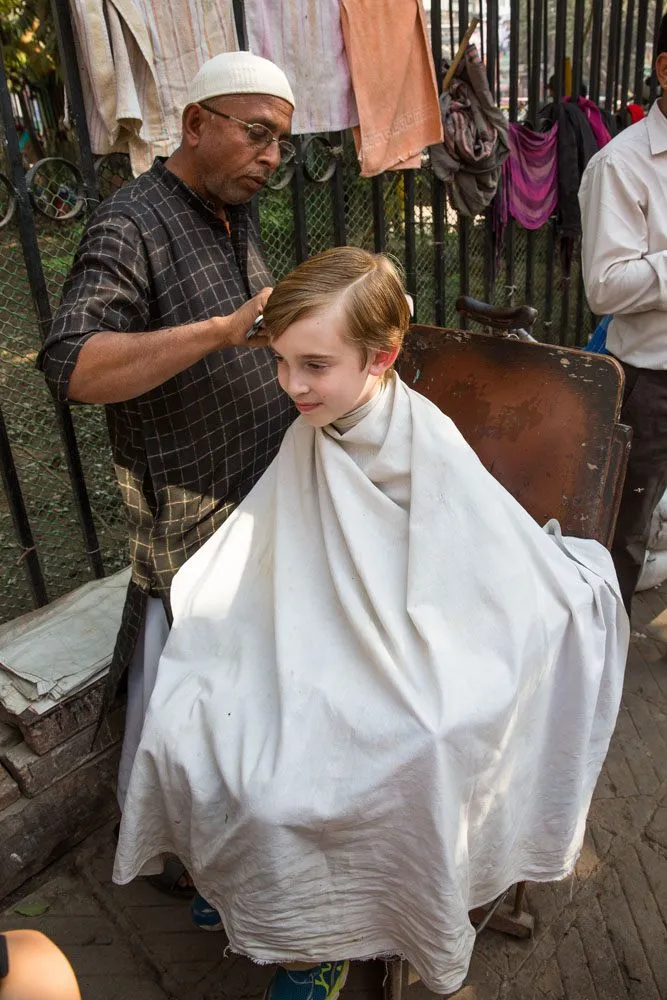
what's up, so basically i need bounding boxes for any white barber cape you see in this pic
[114,373,628,994]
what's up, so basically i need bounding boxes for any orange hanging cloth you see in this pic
[340,0,443,177]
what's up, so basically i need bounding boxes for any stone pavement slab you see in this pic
[0,873,170,1000]
[2,587,667,999]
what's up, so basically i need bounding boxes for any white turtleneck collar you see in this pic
[331,378,388,435]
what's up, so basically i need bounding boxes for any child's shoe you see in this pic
[190,892,223,931]
[264,961,350,1000]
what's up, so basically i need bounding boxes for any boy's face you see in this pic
[270,305,392,427]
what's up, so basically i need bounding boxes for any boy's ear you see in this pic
[369,346,400,376]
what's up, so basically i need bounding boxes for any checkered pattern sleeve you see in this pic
[39,214,151,403]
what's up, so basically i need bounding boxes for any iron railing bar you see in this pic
[574,267,587,347]
[431,0,446,326]
[0,406,49,607]
[329,132,347,247]
[289,136,308,263]
[634,0,649,103]
[650,0,663,105]
[542,0,548,101]
[485,0,498,303]
[526,0,532,101]
[543,223,557,343]
[503,0,520,307]
[458,0,470,327]
[231,0,248,49]
[606,0,621,109]
[611,0,624,112]
[528,0,544,123]
[620,0,636,111]
[372,175,386,253]
[50,0,99,207]
[0,50,105,580]
[571,0,586,98]
[589,0,604,103]
[553,0,566,102]
[524,0,544,308]
[479,0,485,63]
[403,171,417,319]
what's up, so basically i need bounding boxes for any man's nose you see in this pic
[257,141,282,170]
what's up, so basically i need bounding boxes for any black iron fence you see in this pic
[0,0,662,624]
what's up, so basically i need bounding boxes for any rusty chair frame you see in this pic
[385,298,630,998]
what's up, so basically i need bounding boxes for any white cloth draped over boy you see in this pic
[114,373,628,994]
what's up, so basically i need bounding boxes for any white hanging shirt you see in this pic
[244,0,358,135]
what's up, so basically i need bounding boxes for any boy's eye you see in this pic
[307,362,327,371]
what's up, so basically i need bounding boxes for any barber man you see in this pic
[39,53,297,889]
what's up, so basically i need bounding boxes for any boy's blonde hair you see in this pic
[263,247,411,366]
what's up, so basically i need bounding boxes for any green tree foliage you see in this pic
[0,0,56,90]
[0,0,63,158]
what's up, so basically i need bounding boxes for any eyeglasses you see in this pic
[199,104,296,164]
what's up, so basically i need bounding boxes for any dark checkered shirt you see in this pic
[40,159,295,693]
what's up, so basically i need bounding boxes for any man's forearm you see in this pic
[66,290,269,404]
[67,318,231,403]
[582,252,667,317]
[579,159,667,318]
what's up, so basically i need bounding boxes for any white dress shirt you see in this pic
[579,100,667,369]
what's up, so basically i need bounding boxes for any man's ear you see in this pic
[656,52,667,93]
[368,346,400,376]
[182,104,206,148]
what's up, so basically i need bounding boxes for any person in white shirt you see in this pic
[579,16,667,616]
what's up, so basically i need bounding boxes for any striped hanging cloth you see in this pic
[501,121,559,230]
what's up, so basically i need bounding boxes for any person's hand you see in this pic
[214,288,273,349]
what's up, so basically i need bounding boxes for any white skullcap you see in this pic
[187,52,295,108]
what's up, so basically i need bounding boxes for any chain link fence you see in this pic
[0,126,596,626]
[0,122,125,625]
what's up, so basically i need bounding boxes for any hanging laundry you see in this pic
[501,122,558,230]
[565,96,611,150]
[340,0,443,177]
[69,0,238,175]
[623,102,647,125]
[600,105,619,138]
[429,45,509,216]
[245,0,358,135]
[538,99,598,273]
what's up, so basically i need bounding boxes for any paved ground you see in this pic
[2,587,667,1000]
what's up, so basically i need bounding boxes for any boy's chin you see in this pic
[300,410,332,427]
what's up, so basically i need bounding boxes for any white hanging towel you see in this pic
[244,0,358,134]
[68,0,238,174]
[114,373,628,995]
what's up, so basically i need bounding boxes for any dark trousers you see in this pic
[611,361,667,616]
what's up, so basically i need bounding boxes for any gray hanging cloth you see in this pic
[429,44,509,216]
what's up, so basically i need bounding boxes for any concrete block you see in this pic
[0,709,123,798]
[0,744,120,899]
[0,763,20,811]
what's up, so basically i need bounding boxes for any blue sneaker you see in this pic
[264,961,349,1000]
[190,892,223,931]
